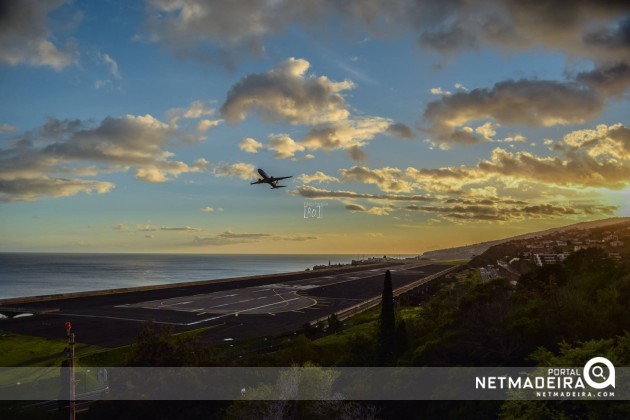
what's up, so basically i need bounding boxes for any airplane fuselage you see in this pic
[251,168,291,189]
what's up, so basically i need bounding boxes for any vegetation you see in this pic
[0,330,102,368]
[378,270,396,364]
[4,250,629,418]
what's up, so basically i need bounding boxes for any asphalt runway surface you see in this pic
[0,263,452,347]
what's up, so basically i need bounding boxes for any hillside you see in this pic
[421,217,630,260]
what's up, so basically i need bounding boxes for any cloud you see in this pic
[297,171,340,184]
[0,114,208,202]
[100,52,121,79]
[112,224,129,232]
[0,177,114,203]
[273,235,318,241]
[301,117,392,152]
[192,230,316,246]
[340,166,414,193]
[346,145,367,162]
[197,119,221,132]
[423,78,603,146]
[386,122,416,140]
[239,138,263,153]
[166,101,222,138]
[135,224,200,232]
[142,1,630,70]
[160,226,200,232]
[0,0,75,70]
[200,206,214,212]
[211,162,257,180]
[221,58,353,125]
[292,185,433,202]
[335,123,630,192]
[345,203,391,215]
[267,134,305,159]
[182,100,216,119]
[575,62,630,98]
[0,124,17,133]
[404,202,592,222]
[430,87,452,96]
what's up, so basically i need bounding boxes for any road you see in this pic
[0,262,453,347]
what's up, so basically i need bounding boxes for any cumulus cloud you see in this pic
[575,62,630,98]
[0,0,75,70]
[331,122,630,195]
[345,203,391,215]
[267,135,305,159]
[430,87,452,96]
[142,1,630,71]
[301,117,392,152]
[239,137,263,153]
[297,171,340,184]
[340,166,414,193]
[221,58,353,125]
[200,206,214,212]
[197,119,221,132]
[211,162,257,180]
[0,114,208,202]
[403,201,610,223]
[423,79,603,146]
[166,101,222,139]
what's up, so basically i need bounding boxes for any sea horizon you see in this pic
[0,252,417,300]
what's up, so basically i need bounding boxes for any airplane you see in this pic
[250,168,292,189]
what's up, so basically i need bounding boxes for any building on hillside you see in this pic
[533,253,569,267]
[610,240,624,247]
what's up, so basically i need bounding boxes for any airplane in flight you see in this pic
[250,168,292,189]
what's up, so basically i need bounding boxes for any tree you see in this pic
[327,313,342,334]
[379,270,396,364]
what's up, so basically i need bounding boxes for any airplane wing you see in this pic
[250,180,265,185]
[274,176,292,181]
[272,185,287,189]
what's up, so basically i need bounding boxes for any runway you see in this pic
[0,262,454,347]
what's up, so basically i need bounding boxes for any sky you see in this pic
[0,0,629,254]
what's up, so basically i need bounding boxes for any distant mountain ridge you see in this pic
[421,217,630,261]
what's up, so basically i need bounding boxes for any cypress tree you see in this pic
[379,270,396,364]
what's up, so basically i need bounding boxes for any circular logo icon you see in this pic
[583,357,615,389]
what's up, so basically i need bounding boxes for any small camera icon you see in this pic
[304,202,325,219]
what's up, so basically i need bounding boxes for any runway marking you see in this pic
[168,301,192,306]
[211,298,257,308]
[253,289,270,293]
[311,296,365,301]
[213,294,238,299]
[53,312,188,326]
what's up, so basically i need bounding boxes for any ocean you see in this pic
[0,253,389,300]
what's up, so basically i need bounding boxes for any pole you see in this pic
[69,332,76,420]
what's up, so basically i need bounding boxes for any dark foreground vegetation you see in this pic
[3,248,629,419]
